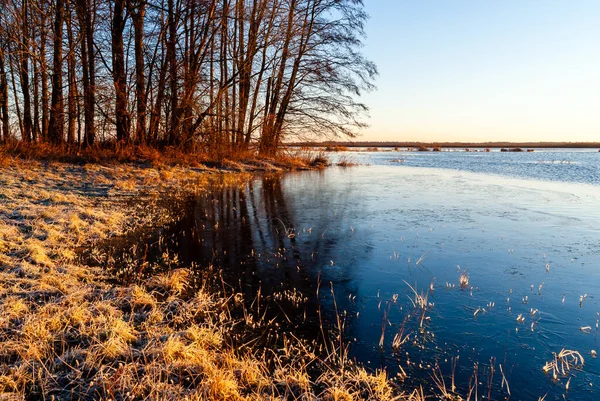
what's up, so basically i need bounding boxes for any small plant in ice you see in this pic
[404,280,430,310]
[391,324,410,350]
[276,218,295,238]
[415,252,427,266]
[580,326,592,334]
[403,280,432,328]
[542,349,585,379]
[473,306,486,317]
[500,364,511,396]
[579,294,588,307]
[459,271,469,289]
[408,385,426,401]
[430,364,458,400]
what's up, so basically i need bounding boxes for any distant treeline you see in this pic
[0,0,375,156]
[292,141,600,149]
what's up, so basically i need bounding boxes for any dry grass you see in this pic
[336,155,358,167]
[285,148,330,168]
[0,158,400,401]
[0,142,323,171]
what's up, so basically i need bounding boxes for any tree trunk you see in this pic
[48,0,65,144]
[19,0,33,142]
[0,45,9,141]
[40,19,49,142]
[166,0,178,144]
[271,3,313,147]
[259,0,297,155]
[32,60,40,142]
[112,0,130,143]
[76,0,95,146]
[148,19,167,144]
[66,2,78,144]
[131,0,147,144]
[8,49,24,139]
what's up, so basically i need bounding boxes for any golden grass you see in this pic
[148,268,191,295]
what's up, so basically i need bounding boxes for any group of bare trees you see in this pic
[0,0,375,155]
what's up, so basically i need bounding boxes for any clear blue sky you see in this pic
[360,0,600,142]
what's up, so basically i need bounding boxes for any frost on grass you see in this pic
[0,158,398,401]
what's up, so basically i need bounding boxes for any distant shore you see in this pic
[291,141,600,149]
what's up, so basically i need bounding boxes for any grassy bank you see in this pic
[0,142,329,170]
[0,156,403,400]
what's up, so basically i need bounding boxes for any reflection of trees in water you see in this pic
[99,172,375,366]
[174,173,372,345]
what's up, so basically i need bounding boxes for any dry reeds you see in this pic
[403,281,433,329]
[542,349,584,380]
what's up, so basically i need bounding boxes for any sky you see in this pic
[359,0,600,143]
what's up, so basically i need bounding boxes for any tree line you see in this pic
[0,0,375,156]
